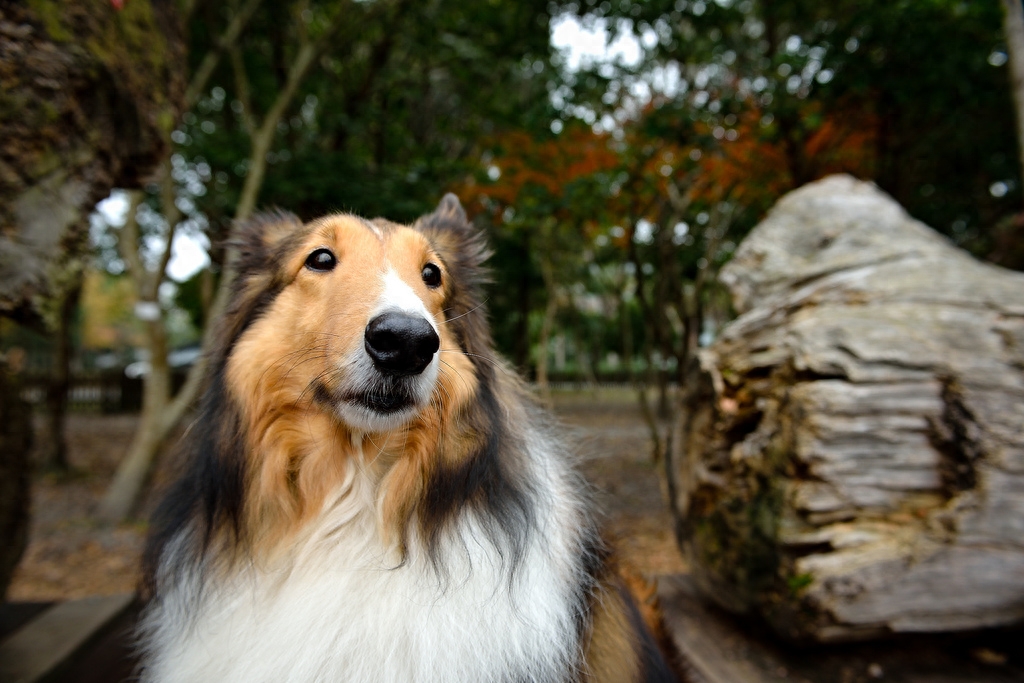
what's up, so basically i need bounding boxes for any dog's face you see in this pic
[208,196,489,542]
[226,213,473,436]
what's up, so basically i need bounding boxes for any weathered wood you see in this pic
[668,175,1024,641]
[658,574,1024,682]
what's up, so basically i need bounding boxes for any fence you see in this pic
[19,371,190,413]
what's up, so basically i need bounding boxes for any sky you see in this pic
[93,13,638,285]
[94,192,209,283]
[550,13,642,70]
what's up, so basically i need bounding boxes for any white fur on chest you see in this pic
[142,447,588,683]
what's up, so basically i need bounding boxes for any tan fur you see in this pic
[225,215,480,557]
[583,579,643,683]
[620,565,671,645]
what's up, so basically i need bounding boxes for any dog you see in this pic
[137,195,683,683]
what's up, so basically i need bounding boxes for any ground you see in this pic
[7,388,685,601]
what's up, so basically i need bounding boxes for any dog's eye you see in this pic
[421,263,442,288]
[305,248,337,272]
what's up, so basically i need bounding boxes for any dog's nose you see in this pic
[364,312,440,376]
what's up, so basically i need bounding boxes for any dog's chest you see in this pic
[148,478,585,683]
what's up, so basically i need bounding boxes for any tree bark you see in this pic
[0,3,184,550]
[97,328,172,522]
[535,257,558,398]
[0,1,183,325]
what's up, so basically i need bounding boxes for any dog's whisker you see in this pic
[442,299,489,323]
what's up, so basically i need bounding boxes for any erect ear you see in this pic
[414,193,490,270]
[434,192,468,223]
[213,210,306,358]
[230,209,305,279]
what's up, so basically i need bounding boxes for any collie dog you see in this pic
[138,195,681,683]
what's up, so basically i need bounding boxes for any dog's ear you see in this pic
[231,209,305,278]
[213,210,305,358]
[414,194,491,271]
[433,193,469,224]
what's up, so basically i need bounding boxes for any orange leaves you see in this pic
[692,107,792,207]
[457,95,878,238]
[803,103,877,179]
[688,100,877,211]
[458,126,619,223]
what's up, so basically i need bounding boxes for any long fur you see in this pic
[137,195,682,683]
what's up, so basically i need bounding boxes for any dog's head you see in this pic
[192,195,501,546]
[222,194,486,436]
[143,195,535,582]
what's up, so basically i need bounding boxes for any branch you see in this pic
[664,169,699,216]
[185,0,263,109]
[168,3,354,428]
[145,157,185,302]
[230,44,257,137]
[233,4,349,221]
[117,191,147,294]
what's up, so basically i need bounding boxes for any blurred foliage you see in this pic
[179,0,555,229]
[79,270,142,351]
[78,0,1019,383]
[562,0,1018,257]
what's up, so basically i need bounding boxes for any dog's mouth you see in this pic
[352,386,415,414]
[315,378,418,418]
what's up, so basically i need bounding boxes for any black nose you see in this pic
[364,312,440,376]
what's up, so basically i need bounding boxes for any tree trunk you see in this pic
[99,5,347,522]
[535,258,558,398]
[1003,0,1024,200]
[514,234,533,372]
[0,2,182,325]
[667,175,1024,641]
[0,356,32,599]
[41,279,82,472]
[96,316,173,522]
[0,2,183,555]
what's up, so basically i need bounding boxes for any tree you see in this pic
[0,354,31,599]
[561,0,1017,257]
[98,0,350,522]
[523,0,1020,455]
[0,0,184,591]
[1006,0,1024,194]
[1000,0,1024,267]
[458,125,619,386]
[0,2,183,323]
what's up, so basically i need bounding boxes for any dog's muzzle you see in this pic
[364,312,440,377]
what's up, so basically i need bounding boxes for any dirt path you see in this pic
[551,389,686,577]
[8,414,145,600]
[7,390,684,600]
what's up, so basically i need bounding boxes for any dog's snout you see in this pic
[364,312,440,376]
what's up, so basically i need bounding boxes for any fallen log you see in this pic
[667,175,1024,642]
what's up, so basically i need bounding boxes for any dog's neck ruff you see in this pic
[139,436,592,683]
